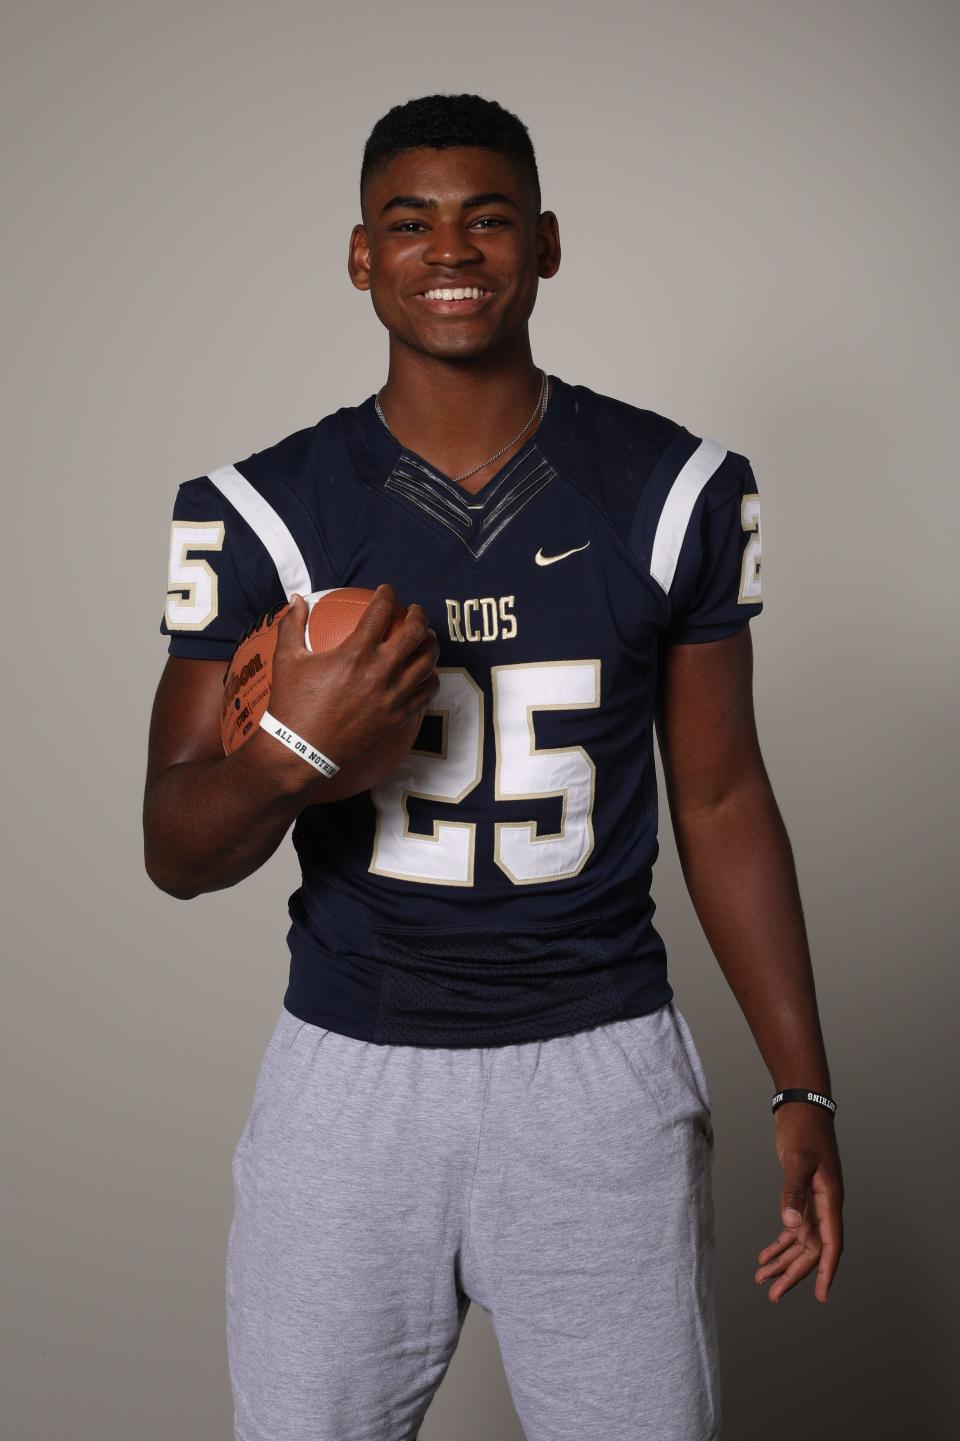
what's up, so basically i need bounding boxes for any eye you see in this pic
[391,220,428,233]
[472,216,508,229]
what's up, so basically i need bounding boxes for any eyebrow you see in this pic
[379,191,520,217]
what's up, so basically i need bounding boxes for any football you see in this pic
[220,587,425,801]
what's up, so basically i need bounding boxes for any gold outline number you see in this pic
[492,660,600,884]
[369,660,600,887]
[369,669,484,886]
[739,494,762,603]
[165,520,225,631]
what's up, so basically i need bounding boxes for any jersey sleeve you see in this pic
[661,452,764,645]
[159,474,287,661]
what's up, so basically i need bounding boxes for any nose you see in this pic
[422,220,483,269]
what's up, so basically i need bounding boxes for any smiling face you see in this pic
[349,146,560,364]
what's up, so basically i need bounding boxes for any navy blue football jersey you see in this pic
[160,376,763,1046]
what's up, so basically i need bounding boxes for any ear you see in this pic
[348,224,371,291]
[536,211,561,280]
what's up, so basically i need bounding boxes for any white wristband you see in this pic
[259,709,340,778]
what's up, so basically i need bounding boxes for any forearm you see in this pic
[143,728,314,899]
[670,775,832,1094]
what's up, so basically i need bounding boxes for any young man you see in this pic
[145,94,844,1441]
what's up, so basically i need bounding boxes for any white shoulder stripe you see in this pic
[649,439,728,593]
[207,463,313,599]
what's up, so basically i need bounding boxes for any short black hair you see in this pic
[361,93,541,214]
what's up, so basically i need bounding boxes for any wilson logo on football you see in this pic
[222,651,264,721]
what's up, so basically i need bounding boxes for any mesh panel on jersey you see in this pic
[371,920,624,1047]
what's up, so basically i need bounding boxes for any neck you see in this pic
[377,337,544,481]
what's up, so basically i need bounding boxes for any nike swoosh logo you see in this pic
[534,542,591,566]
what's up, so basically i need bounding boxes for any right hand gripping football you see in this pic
[268,583,441,779]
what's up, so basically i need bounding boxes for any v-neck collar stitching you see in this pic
[397,441,546,512]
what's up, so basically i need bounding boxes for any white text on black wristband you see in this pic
[260,709,340,778]
[771,1088,837,1116]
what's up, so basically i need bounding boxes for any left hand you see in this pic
[755,1104,845,1304]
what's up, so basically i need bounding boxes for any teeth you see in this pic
[424,287,485,301]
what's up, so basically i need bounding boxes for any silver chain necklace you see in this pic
[374,369,549,484]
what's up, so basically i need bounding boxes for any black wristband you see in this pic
[771,1088,837,1117]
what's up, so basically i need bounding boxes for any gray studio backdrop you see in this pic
[3,1,958,1437]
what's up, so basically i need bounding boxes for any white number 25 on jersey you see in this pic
[370,660,600,888]
[369,496,761,889]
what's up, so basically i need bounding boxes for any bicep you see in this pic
[145,657,227,791]
[655,626,767,817]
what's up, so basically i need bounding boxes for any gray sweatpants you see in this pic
[227,999,720,1441]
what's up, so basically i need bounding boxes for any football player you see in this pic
[145,93,844,1441]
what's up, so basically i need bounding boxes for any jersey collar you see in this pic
[342,373,583,490]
